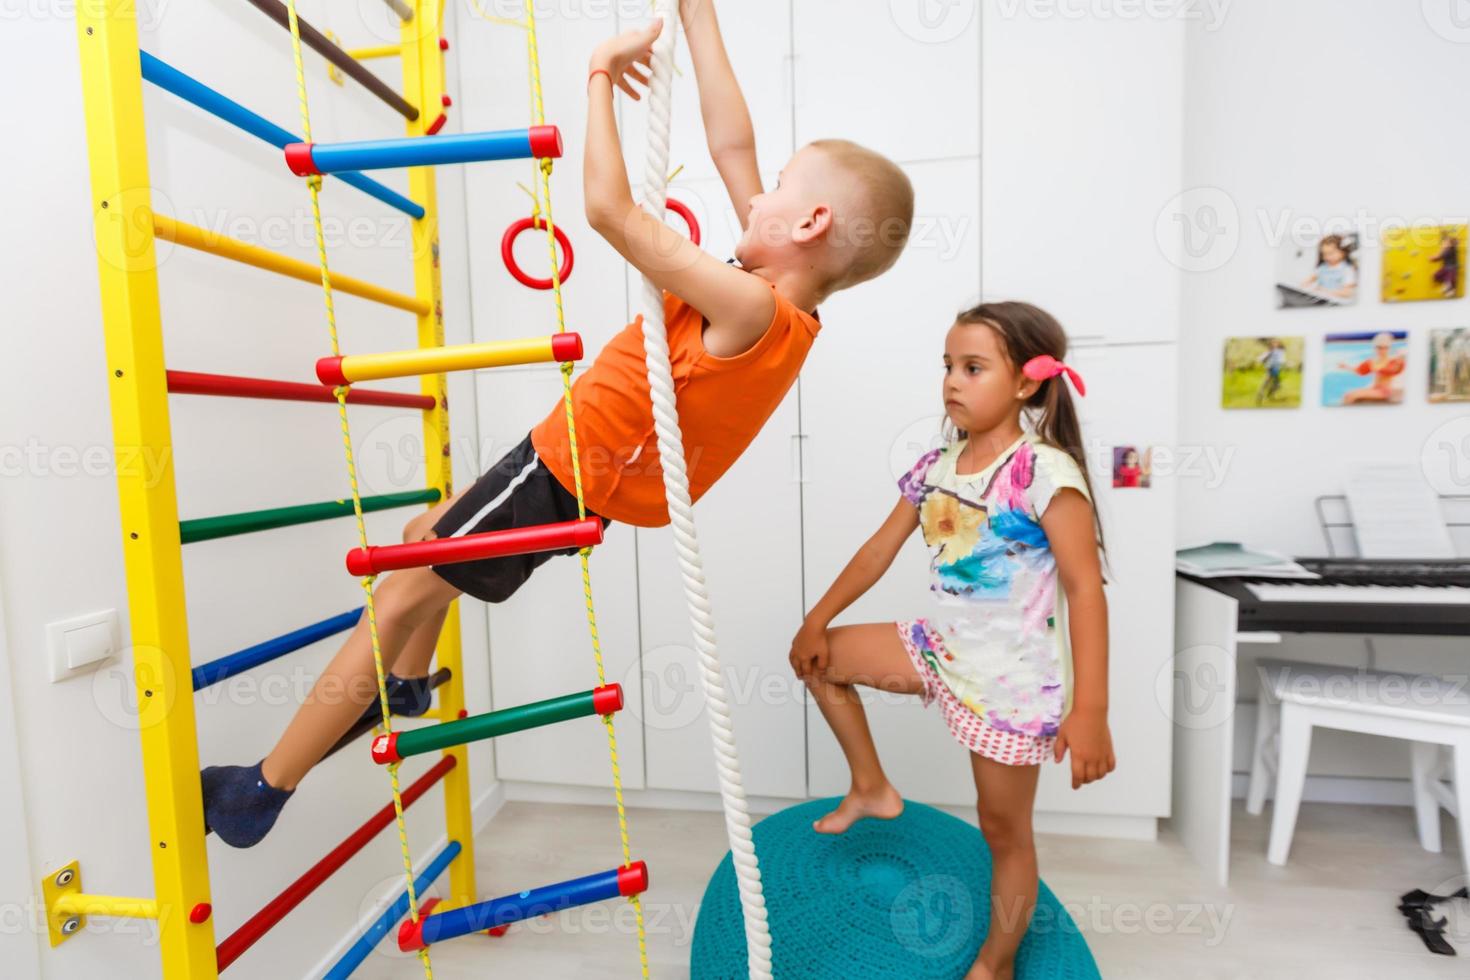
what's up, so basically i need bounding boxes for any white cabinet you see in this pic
[458,5,636,356]
[635,390,806,800]
[1033,341,1177,817]
[628,165,806,800]
[982,7,1183,344]
[621,0,794,188]
[802,157,983,806]
[474,369,646,790]
[793,0,980,163]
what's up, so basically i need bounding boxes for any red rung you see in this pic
[346,518,603,576]
[215,755,455,971]
[167,370,435,410]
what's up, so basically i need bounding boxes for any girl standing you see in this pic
[789,301,1114,980]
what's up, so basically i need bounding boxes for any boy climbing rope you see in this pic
[202,0,915,847]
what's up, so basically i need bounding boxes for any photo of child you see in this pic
[1322,331,1408,406]
[1381,224,1467,302]
[1112,446,1152,488]
[1428,327,1470,403]
[1275,231,1358,308]
[1221,336,1305,409]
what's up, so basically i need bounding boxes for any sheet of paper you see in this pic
[1344,462,1454,558]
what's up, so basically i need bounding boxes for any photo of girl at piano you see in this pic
[1275,229,1358,308]
[1323,330,1407,406]
[1428,327,1470,403]
[1300,234,1357,300]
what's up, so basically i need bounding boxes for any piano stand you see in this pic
[1172,564,1470,886]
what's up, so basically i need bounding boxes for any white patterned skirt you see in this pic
[897,618,1057,767]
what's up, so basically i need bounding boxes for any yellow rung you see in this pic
[318,333,583,385]
[152,215,429,315]
[54,894,160,920]
[348,44,402,60]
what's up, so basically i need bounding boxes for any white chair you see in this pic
[1245,658,1470,879]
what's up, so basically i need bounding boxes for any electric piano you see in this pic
[1182,558,1470,636]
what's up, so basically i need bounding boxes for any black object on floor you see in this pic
[1399,886,1469,956]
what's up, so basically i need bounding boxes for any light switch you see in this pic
[47,610,119,682]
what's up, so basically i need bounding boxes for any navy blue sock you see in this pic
[201,760,294,849]
[353,673,434,728]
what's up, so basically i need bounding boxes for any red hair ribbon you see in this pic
[1022,354,1086,396]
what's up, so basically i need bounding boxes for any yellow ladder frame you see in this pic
[71,2,474,976]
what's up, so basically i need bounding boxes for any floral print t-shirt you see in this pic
[898,434,1091,738]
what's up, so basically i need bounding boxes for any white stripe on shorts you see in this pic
[446,452,541,539]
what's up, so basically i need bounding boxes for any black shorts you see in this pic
[429,433,610,603]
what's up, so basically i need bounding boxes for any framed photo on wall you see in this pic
[1275,230,1359,308]
[1428,327,1470,403]
[1322,331,1408,405]
[1381,224,1466,302]
[1222,336,1304,408]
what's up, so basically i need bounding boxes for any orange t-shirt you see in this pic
[530,281,821,527]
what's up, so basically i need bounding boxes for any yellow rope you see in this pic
[283,3,432,977]
[522,0,650,973]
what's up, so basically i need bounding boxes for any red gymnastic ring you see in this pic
[502,217,575,290]
[664,196,700,246]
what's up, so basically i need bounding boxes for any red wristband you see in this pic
[588,68,612,89]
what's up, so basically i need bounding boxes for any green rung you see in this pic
[180,488,440,544]
[372,684,625,764]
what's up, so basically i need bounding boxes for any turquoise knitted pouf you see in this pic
[691,798,1101,979]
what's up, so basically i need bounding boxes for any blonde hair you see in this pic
[807,139,914,289]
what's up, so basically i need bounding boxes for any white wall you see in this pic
[1180,0,1470,787]
[1,3,491,977]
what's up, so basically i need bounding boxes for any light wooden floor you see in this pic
[357,798,1468,979]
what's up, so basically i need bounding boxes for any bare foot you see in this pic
[812,784,904,835]
[964,961,1013,980]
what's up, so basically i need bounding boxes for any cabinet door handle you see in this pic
[791,434,810,484]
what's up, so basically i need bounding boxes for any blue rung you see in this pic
[287,126,562,176]
[325,840,461,980]
[400,861,648,951]
[139,52,425,220]
[192,608,361,691]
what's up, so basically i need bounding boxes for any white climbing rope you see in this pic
[636,4,773,978]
